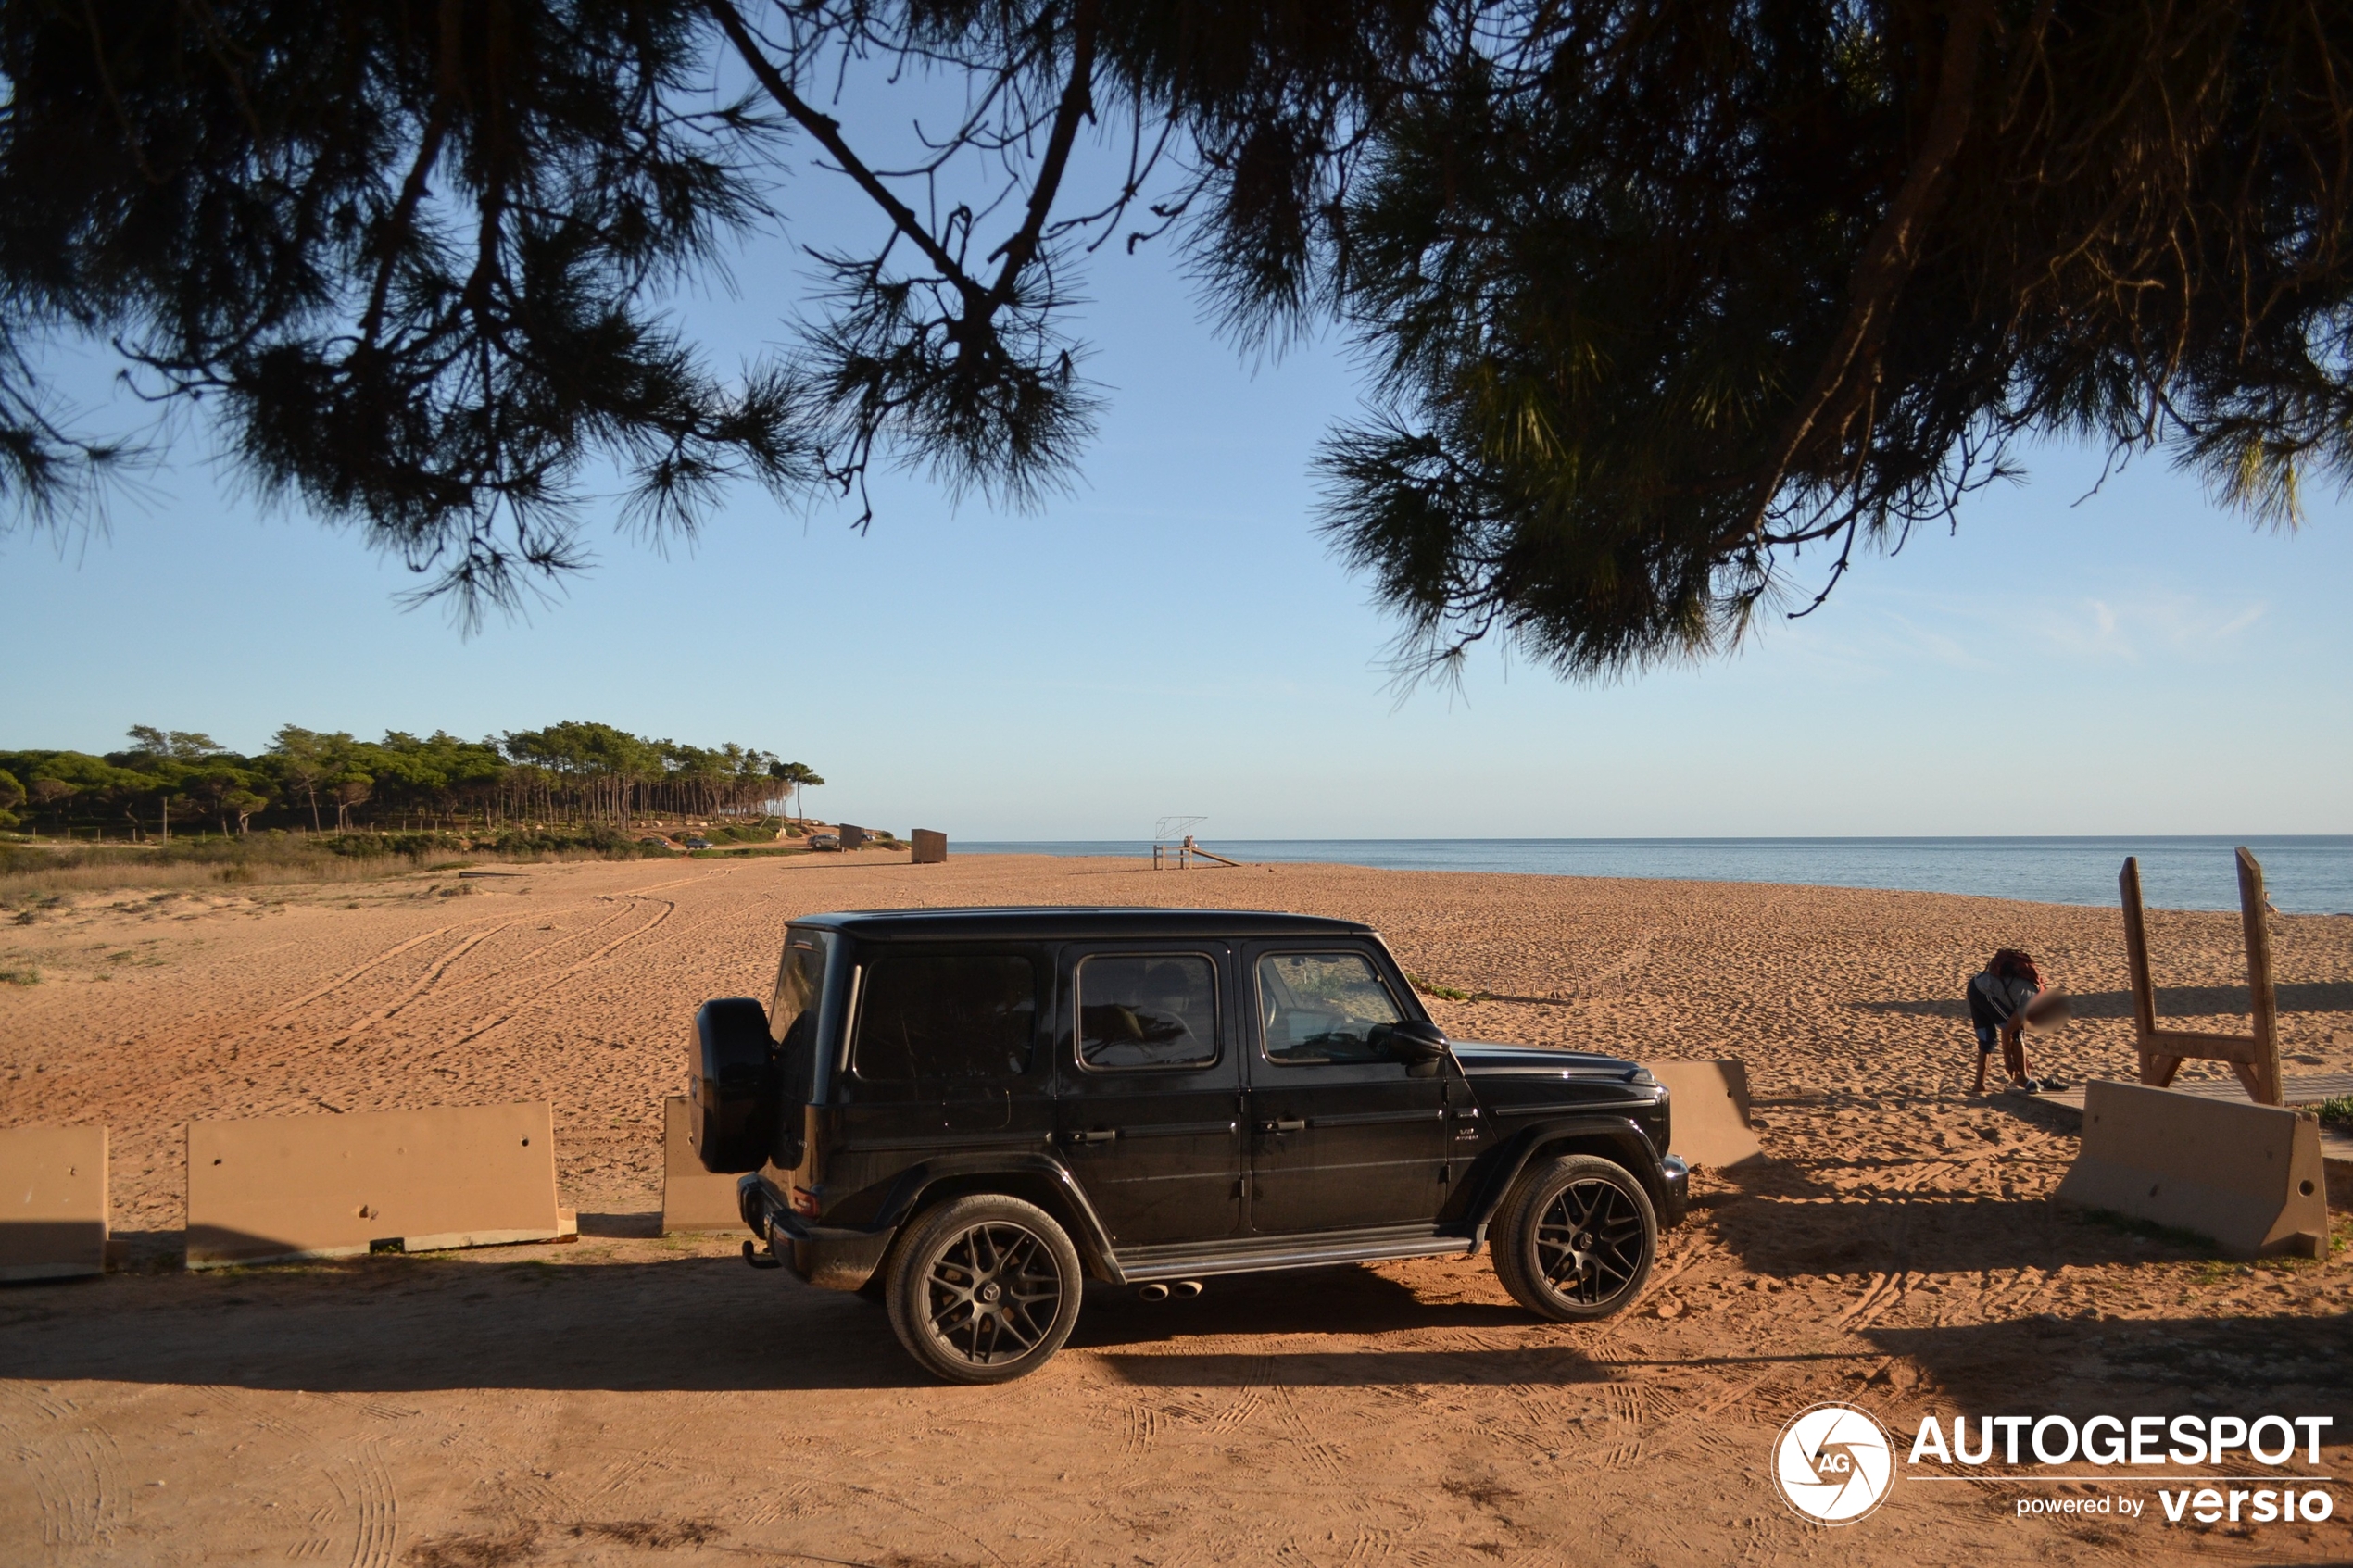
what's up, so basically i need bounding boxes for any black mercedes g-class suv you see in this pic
[691,908,1687,1383]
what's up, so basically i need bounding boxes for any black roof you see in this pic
[794,907,1376,941]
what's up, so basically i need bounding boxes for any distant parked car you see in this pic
[639,835,671,847]
[808,832,841,851]
[684,835,713,849]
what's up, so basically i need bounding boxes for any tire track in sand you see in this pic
[0,1386,127,1554]
[345,1439,396,1568]
[256,926,471,1025]
[447,896,680,1047]
[198,1386,349,1557]
[326,922,522,1047]
[303,901,640,1042]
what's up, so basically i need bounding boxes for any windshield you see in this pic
[770,927,834,1104]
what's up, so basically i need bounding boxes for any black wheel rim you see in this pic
[1531,1178,1645,1307]
[920,1221,1063,1365]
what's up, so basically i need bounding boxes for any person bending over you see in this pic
[1968,948,2048,1094]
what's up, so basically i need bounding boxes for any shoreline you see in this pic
[952,837,2353,916]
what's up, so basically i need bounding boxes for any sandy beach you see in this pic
[3,851,2348,1565]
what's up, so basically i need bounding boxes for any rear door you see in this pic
[1243,946,1449,1235]
[1053,944,1243,1247]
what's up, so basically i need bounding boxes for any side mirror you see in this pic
[1381,1019,1451,1078]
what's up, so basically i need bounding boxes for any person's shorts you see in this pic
[1973,1021,2000,1055]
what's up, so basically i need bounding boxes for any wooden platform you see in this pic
[2029,1073,2353,1167]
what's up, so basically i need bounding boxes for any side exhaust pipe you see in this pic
[1137,1279,1204,1303]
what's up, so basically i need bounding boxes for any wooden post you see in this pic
[2118,849,2283,1106]
[2120,857,2171,1086]
[2236,846,2284,1106]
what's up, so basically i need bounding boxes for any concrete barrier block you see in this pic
[186,1102,562,1268]
[1644,1060,1765,1168]
[911,829,948,864]
[662,1095,749,1233]
[2056,1080,2328,1259]
[838,823,868,851]
[0,1124,108,1280]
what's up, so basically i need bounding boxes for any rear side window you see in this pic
[1078,954,1217,1069]
[855,953,1037,1080]
[769,928,833,1105]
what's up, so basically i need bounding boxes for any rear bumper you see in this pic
[1659,1155,1691,1227]
[741,1175,893,1292]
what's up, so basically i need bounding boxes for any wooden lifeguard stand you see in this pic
[2118,846,2283,1106]
[1151,816,1239,870]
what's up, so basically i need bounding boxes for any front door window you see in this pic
[1259,952,1404,1063]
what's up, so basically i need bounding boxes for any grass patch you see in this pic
[2249,1251,2323,1272]
[1408,972,1474,1002]
[687,845,811,859]
[2080,1210,2330,1272]
[2303,1094,2353,1130]
[0,966,39,985]
[2073,1208,2216,1252]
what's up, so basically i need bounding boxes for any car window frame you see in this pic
[1251,945,1412,1070]
[1070,947,1225,1074]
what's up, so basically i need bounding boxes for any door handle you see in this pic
[1260,1118,1306,1134]
[1064,1129,1118,1145]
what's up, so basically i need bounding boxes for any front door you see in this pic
[1053,945,1243,1247]
[1244,947,1448,1235]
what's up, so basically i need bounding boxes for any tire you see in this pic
[884,1194,1084,1384]
[1490,1154,1656,1322]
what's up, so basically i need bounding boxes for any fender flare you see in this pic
[1465,1115,1669,1242]
[867,1152,1126,1284]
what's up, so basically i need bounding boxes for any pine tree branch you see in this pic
[1732,0,1994,546]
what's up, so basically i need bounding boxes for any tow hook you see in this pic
[742,1239,783,1271]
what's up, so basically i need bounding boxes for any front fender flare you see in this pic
[1465,1115,1670,1243]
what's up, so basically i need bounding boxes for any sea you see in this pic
[955,836,2353,916]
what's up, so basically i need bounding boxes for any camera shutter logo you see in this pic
[1773,1403,1895,1524]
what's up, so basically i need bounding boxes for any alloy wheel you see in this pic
[1531,1176,1646,1307]
[920,1220,1065,1365]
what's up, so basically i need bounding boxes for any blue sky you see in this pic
[4,101,2347,840]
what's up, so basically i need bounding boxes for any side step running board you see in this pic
[1116,1229,1478,1284]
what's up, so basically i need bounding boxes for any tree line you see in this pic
[0,723,822,840]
